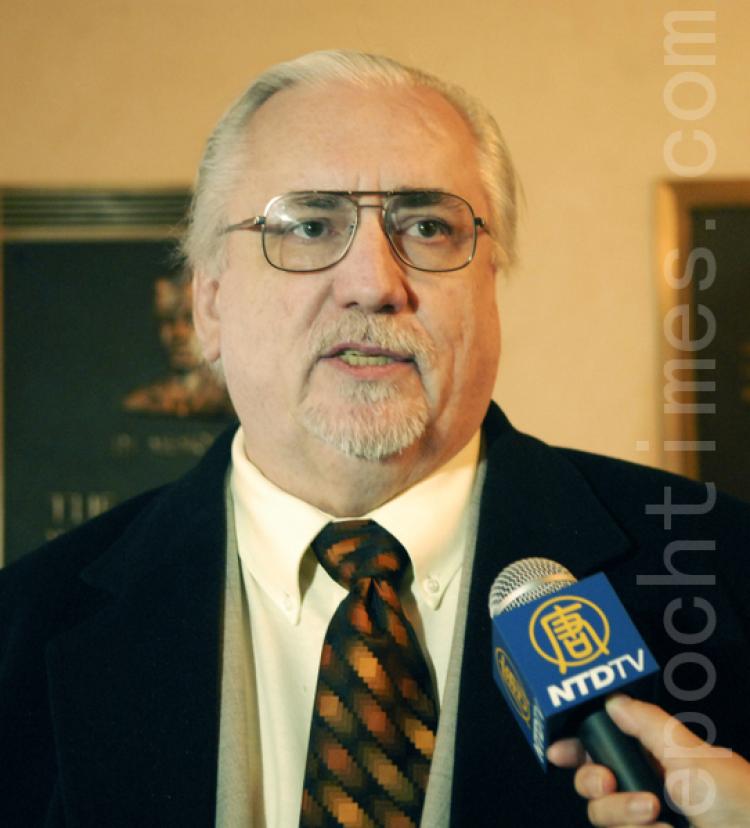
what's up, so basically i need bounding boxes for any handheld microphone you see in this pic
[488,558,687,827]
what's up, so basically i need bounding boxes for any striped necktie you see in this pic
[300,519,439,828]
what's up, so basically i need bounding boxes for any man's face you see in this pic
[194,81,501,488]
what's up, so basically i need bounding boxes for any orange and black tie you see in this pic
[300,519,439,828]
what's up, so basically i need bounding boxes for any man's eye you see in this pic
[403,218,453,240]
[289,219,330,240]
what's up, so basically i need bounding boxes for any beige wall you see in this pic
[2,0,746,467]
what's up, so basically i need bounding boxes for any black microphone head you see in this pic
[488,557,577,618]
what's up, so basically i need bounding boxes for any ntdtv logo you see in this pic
[490,573,659,769]
[529,595,610,674]
[495,647,531,725]
[547,649,647,708]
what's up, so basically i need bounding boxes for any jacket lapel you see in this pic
[450,405,633,825]
[44,427,235,827]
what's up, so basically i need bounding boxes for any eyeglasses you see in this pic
[222,190,488,273]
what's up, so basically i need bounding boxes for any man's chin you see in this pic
[300,397,429,462]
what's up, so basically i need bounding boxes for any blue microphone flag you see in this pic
[490,572,659,769]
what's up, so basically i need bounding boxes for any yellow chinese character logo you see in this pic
[495,647,531,725]
[529,596,610,674]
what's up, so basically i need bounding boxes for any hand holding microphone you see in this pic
[548,694,750,828]
[488,557,687,827]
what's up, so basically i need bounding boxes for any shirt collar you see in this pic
[230,429,481,622]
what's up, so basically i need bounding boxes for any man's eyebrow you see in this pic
[284,189,454,208]
[390,189,451,207]
[390,187,450,194]
[290,193,341,209]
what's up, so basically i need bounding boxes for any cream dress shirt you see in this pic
[216,427,484,827]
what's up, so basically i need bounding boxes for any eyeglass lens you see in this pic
[261,192,477,272]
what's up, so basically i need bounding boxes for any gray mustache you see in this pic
[309,311,437,365]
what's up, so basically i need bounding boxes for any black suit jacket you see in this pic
[2,404,749,827]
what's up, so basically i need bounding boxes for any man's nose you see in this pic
[330,211,410,313]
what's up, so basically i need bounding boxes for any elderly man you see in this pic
[1,50,750,828]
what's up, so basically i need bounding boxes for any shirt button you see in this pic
[424,577,440,595]
[282,593,294,612]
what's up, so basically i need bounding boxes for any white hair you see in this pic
[181,49,518,277]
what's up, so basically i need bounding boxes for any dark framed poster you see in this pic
[1,190,235,566]
[656,181,750,503]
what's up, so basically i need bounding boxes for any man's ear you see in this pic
[192,270,222,362]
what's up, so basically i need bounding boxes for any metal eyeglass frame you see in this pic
[222,189,489,273]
